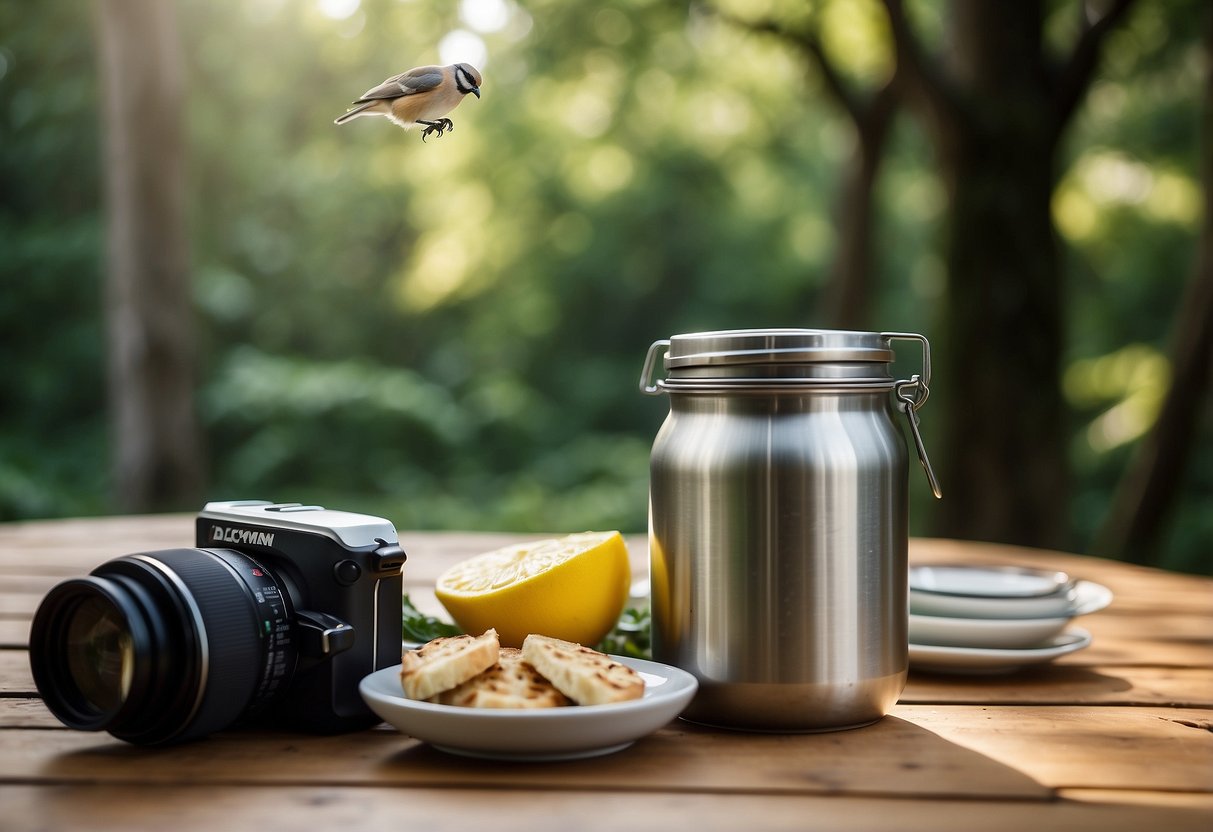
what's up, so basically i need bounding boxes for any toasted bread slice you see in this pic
[430,648,572,709]
[400,628,499,700]
[521,634,644,705]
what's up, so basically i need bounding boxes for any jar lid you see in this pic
[639,329,942,499]
[664,329,894,369]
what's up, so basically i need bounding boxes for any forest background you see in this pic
[1,0,1209,574]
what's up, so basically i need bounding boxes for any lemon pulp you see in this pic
[435,531,631,648]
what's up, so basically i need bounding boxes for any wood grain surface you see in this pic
[0,514,1209,831]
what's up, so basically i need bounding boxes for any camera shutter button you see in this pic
[333,559,362,586]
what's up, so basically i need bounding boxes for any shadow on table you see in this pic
[379,715,1052,800]
[903,664,1134,704]
[33,713,1050,800]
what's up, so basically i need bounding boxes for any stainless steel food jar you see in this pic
[639,329,940,731]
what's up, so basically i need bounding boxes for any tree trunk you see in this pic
[95,0,202,511]
[1095,7,1213,565]
[882,0,1136,549]
[935,120,1068,546]
[923,1,1069,547]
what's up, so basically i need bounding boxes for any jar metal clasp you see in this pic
[883,332,943,499]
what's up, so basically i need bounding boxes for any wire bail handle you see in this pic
[639,339,671,395]
[882,332,943,499]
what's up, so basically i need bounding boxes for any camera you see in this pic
[28,501,406,745]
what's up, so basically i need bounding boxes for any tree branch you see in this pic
[709,8,870,125]
[879,0,961,137]
[1052,0,1140,130]
[705,2,901,330]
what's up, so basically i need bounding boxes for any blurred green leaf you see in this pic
[402,594,463,643]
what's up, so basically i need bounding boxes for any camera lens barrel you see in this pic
[29,548,297,744]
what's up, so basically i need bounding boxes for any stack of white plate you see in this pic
[908,564,1113,674]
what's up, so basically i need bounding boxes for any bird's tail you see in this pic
[334,102,374,125]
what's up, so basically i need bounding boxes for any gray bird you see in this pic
[334,63,482,140]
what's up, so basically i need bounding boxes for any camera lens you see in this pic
[29,548,297,744]
[64,596,134,713]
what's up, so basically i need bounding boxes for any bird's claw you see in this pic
[418,118,454,142]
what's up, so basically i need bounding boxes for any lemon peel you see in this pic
[435,532,631,648]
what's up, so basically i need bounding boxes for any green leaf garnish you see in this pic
[402,594,462,642]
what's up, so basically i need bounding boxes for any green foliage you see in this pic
[596,606,651,659]
[1054,0,1211,569]
[0,0,1208,572]
[402,593,462,643]
[0,0,107,519]
[399,594,652,660]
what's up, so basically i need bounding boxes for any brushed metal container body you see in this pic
[642,329,934,731]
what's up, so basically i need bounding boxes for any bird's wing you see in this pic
[353,66,444,102]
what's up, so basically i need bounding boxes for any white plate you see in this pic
[910,578,1112,621]
[910,588,1075,619]
[909,628,1092,674]
[359,656,698,761]
[909,610,1071,649]
[910,564,1071,598]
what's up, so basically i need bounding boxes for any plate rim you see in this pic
[908,610,1072,628]
[358,654,698,759]
[908,611,1073,650]
[360,654,697,719]
[909,579,1112,620]
[909,563,1072,599]
[909,627,1092,663]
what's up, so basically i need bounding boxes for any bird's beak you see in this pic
[471,87,481,99]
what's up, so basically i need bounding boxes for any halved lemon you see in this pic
[434,531,631,648]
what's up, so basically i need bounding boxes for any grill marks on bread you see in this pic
[429,648,571,708]
[399,628,499,701]
[401,631,646,709]
[521,634,644,705]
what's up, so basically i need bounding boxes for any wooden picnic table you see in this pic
[0,514,1210,830]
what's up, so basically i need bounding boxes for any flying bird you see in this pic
[334,63,482,140]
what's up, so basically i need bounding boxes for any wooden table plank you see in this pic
[0,592,41,617]
[6,664,1212,729]
[1,702,1209,795]
[2,785,1211,832]
[903,665,1213,707]
[3,516,1210,830]
[5,647,1210,710]
[0,514,193,570]
[904,705,1213,792]
[0,715,1050,799]
[0,650,33,694]
[1075,614,1213,667]
[0,620,28,649]
[7,594,1207,670]
[0,697,52,727]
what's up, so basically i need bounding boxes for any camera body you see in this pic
[194,500,407,731]
[29,500,406,744]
